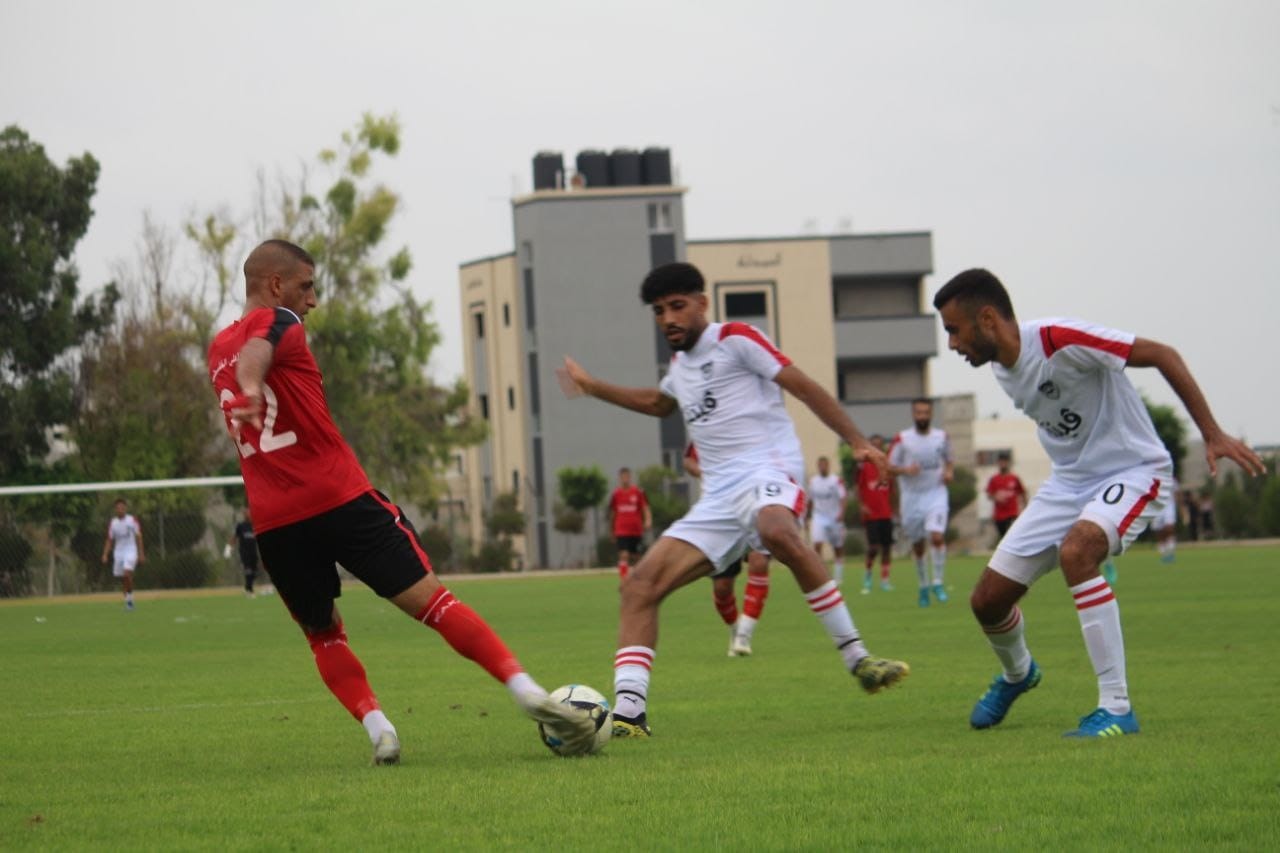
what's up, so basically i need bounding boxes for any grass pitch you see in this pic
[2,545,1278,850]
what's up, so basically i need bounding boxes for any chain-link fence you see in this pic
[0,477,512,598]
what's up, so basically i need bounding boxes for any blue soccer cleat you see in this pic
[932,583,948,603]
[918,587,930,608]
[970,660,1042,729]
[1063,707,1139,738]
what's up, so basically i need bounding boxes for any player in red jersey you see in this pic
[208,239,593,764]
[608,467,651,579]
[985,452,1027,543]
[857,435,895,594]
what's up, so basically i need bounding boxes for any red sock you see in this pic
[881,560,892,581]
[713,589,739,625]
[307,624,380,720]
[743,575,770,619]
[865,552,875,570]
[618,561,629,580]
[414,587,524,683]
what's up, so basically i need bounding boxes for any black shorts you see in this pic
[995,517,1016,537]
[239,552,259,572]
[256,490,430,630]
[615,535,643,555]
[863,519,894,549]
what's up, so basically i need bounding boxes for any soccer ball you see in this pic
[539,684,613,756]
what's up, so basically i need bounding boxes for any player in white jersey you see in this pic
[100,498,144,610]
[934,269,1263,738]
[1151,475,1180,563]
[807,456,848,584]
[558,262,908,738]
[888,399,954,607]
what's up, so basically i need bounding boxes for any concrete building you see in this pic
[458,149,942,568]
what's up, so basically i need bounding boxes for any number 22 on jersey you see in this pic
[219,385,298,457]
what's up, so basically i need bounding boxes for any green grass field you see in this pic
[3,545,1278,850]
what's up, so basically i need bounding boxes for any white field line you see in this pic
[24,695,328,719]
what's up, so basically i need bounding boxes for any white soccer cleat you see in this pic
[729,632,753,657]
[519,693,596,753]
[371,730,400,766]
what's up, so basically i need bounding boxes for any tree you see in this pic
[0,125,118,483]
[557,465,609,565]
[947,466,978,515]
[209,113,485,510]
[1143,398,1187,481]
[638,465,690,534]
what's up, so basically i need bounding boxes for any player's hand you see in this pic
[905,463,921,476]
[101,554,108,564]
[1204,431,1265,478]
[943,468,954,484]
[224,390,265,432]
[556,356,591,399]
[855,444,890,486]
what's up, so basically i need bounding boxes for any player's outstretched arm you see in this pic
[229,337,276,431]
[557,356,677,417]
[1128,338,1265,477]
[773,365,888,480]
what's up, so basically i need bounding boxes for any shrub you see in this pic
[0,527,34,598]
[135,550,215,589]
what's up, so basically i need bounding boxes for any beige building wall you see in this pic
[687,239,838,478]
[971,416,1053,548]
[458,254,529,564]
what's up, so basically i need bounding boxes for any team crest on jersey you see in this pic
[1038,380,1060,400]
[701,362,714,380]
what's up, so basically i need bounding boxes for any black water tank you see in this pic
[609,148,642,186]
[575,149,609,188]
[642,147,672,185]
[532,151,563,190]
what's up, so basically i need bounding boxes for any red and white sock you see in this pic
[1071,576,1129,714]
[414,587,524,683]
[982,606,1031,683]
[308,623,382,722]
[880,559,892,582]
[613,645,654,719]
[804,581,867,669]
[743,574,770,620]
[713,589,739,626]
[618,561,629,580]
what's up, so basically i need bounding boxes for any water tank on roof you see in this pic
[575,149,609,188]
[641,147,672,185]
[609,148,642,186]
[532,151,563,191]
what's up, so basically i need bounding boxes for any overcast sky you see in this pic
[5,0,1278,447]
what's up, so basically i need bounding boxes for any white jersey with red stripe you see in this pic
[659,322,803,493]
[807,473,846,519]
[993,318,1170,484]
[889,428,952,499]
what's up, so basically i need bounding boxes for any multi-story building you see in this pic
[458,149,944,568]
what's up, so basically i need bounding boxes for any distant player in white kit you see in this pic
[1151,475,1180,563]
[934,268,1263,737]
[888,399,954,607]
[807,456,848,584]
[559,262,909,738]
[100,498,144,610]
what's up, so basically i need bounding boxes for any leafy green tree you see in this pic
[0,125,118,483]
[1256,477,1280,537]
[947,466,978,515]
[208,113,485,510]
[485,491,525,538]
[557,465,609,564]
[638,465,690,534]
[1143,398,1187,480]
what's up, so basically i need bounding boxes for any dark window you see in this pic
[478,393,489,420]
[473,312,485,339]
[725,291,767,318]
[507,386,515,410]
[527,352,540,416]
[523,269,536,329]
[512,470,520,493]
[503,302,511,327]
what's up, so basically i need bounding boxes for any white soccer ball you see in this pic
[539,684,613,756]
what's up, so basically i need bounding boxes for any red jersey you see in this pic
[208,307,372,533]
[609,486,648,537]
[857,461,892,521]
[986,472,1026,522]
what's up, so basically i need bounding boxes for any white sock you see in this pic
[833,559,844,585]
[930,545,946,585]
[736,614,759,643]
[504,671,545,705]
[1071,577,1129,714]
[804,581,867,669]
[613,646,654,719]
[125,592,133,602]
[360,709,396,744]
[983,607,1031,683]
[914,555,928,588]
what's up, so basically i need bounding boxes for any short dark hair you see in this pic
[619,467,631,475]
[260,238,315,268]
[911,397,933,408]
[932,268,1015,320]
[640,262,704,304]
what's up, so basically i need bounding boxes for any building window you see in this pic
[520,240,533,265]
[647,202,673,233]
[717,284,777,341]
[473,311,485,340]
[976,449,1013,466]
[512,470,520,494]
[478,393,489,420]
[523,269,536,330]
[725,291,767,318]
[507,386,516,410]
[454,453,464,475]
[503,302,510,327]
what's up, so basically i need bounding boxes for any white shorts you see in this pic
[113,556,137,578]
[663,466,805,575]
[990,463,1172,586]
[809,514,845,549]
[900,491,949,543]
